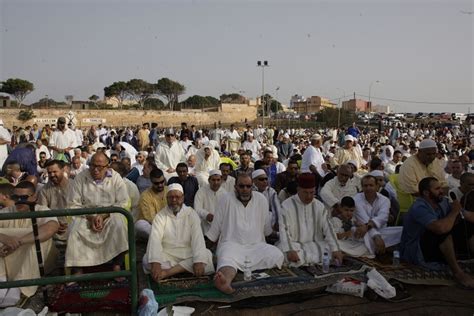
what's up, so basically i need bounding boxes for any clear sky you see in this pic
[1,0,473,112]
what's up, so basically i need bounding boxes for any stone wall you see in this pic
[0,104,257,128]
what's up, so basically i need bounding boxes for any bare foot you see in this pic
[113,264,126,282]
[454,271,474,289]
[214,271,235,294]
[159,269,170,280]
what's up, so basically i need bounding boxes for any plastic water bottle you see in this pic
[392,250,400,266]
[243,256,252,281]
[322,251,330,273]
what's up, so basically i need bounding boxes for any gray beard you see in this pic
[169,205,181,214]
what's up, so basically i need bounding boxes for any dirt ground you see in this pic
[177,285,474,316]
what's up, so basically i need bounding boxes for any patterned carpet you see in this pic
[149,258,474,305]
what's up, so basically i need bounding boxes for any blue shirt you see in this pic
[400,197,450,269]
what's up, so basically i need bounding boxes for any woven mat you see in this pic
[351,257,474,286]
[149,260,368,305]
[150,258,474,305]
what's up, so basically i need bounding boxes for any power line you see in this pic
[356,94,474,105]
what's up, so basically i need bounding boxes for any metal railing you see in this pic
[0,206,138,315]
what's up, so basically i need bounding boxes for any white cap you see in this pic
[369,170,385,178]
[247,132,254,137]
[209,169,222,177]
[419,139,437,150]
[283,133,290,139]
[344,135,354,142]
[0,119,4,125]
[138,151,148,157]
[168,183,184,194]
[347,160,358,171]
[311,134,322,140]
[252,169,267,179]
[165,128,175,135]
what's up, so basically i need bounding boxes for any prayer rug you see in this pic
[149,260,369,305]
[350,257,474,286]
[48,280,131,313]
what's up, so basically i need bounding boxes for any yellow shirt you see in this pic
[138,187,168,223]
[398,156,447,194]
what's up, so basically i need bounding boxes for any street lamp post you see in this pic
[368,81,380,126]
[368,80,380,112]
[257,60,269,128]
[336,88,346,128]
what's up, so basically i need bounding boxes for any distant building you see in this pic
[0,96,12,108]
[342,99,371,112]
[372,104,390,113]
[293,96,336,114]
[290,94,306,108]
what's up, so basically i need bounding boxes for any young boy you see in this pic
[331,196,356,240]
[331,196,371,257]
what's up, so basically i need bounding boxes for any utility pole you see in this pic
[257,60,269,128]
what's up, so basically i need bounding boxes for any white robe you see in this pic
[277,195,340,267]
[49,128,78,159]
[353,192,402,255]
[194,185,227,234]
[0,205,58,297]
[320,177,359,210]
[221,176,236,193]
[206,192,284,271]
[144,205,214,274]
[0,126,11,170]
[242,140,262,161]
[154,140,186,180]
[123,177,140,220]
[194,147,221,187]
[330,217,371,258]
[301,145,326,177]
[65,169,129,267]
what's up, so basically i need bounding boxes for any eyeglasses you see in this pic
[256,177,268,181]
[237,184,252,189]
[165,134,175,137]
[11,194,32,202]
[152,180,166,185]
[90,164,108,171]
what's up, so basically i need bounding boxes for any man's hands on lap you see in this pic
[287,250,300,263]
[193,262,205,277]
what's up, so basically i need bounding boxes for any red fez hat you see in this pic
[298,173,316,189]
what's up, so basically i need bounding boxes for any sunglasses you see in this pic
[256,177,268,181]
[11,194,32,202]
[152,180,166,185]
[237,184,252,189]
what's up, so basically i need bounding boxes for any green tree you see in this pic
[219,93,246,104]
[318,107,355,127]
[0,78,34,107]
[144,97,165,110]
[156,78,186,111]
[205,96,220,106]
[126,79,155,109]
[89,94,100,108]
[181,95,213,109]
[30,97,59,108]
[17,109,36,122]
[104,81,128,109]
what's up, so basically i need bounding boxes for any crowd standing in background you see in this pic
[0,116,473,305]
